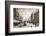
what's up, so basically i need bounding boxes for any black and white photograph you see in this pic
[5,1,45,35]
[13,8,39,28]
